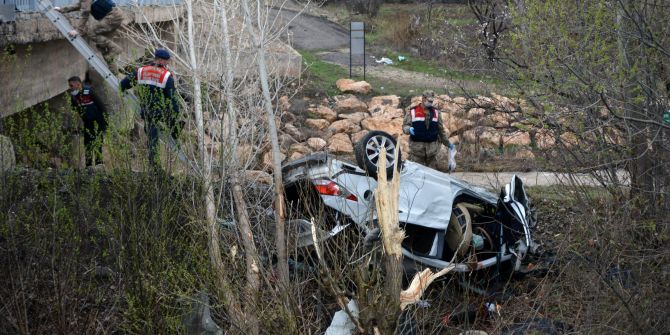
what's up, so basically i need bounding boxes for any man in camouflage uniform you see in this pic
[58,0,124,72]
[403,90,455,170]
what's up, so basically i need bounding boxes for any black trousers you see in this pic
[81,108,107,166]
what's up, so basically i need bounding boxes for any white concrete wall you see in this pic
[0,40,88,117]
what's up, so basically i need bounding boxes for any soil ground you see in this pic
[272,2,497,95]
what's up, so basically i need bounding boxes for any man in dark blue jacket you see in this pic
[68,76,107,166]
[120,49,180,167]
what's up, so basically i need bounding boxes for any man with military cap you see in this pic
[403,90,455,170]
[120,49,180,167]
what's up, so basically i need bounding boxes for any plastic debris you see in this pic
[472,234,485,250]
[183,293,223,335]
[485,302,501,316]
[375,57,394,65]
[325,299,359,335]
[417,300,431,308]
[448,145,457,171]
[398,55,407,62]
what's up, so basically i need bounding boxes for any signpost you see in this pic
[350,21,365,80]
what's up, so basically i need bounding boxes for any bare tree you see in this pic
[468,0,670,219]
[123,0,312,331]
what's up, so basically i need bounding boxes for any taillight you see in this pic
[312,179,358,201]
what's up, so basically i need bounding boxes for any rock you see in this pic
[466,108,486,120]
[368,95,403,119]
[262,151,286,171]
[283,123,306,142]
[244,170,273,184]
[274,115,282,130]
[603,127,625,145]
[361,116,404,137]
[279,95,291,112]
[237,144,257,167]
[479,128,503,147]
[452,96,469,106]
[444,115,474,135]
[491,92,516,111]
[314,106,337,122]
[0,135,16,173]
[488,111,512,128]
[437,94,453,103]
[351,130,368,144]
[338,112,369,124]
[328,119,361,134]
[514,149,535,159]
[307,137,327,151]
[462,126,502,148]
[459,331,488,335]
[279,133,298,152]
[368,95,400,109]
[370,107,403,119]
[560,132,579,148]
[334,95,368,114]
[289,143,311,155]
[502,131,531,147]
[281,111,297,124]
[441,101,466,117]
[535,129,556,149]
[328,133,354,154]
[473,95,495,109]
[336,78,372,94]
[368,95,401,118]
[448,135,460,145]
[305,118,330,130]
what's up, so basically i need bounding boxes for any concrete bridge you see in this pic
[0,0,302,118]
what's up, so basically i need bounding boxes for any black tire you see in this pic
[354,131,402,179]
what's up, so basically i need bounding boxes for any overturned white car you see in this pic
[282,131,539,273]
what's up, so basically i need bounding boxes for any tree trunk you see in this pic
[241,0,295,329]
[185,0,245,330]
[231,177,261,335]
[373,147,404,333]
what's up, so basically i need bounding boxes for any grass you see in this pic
[298,50,349,96]
[298,49,443,97]
[382,50,500,84]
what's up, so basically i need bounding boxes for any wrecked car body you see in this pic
[282,131,539,273]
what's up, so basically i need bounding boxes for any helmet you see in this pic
[154,49,171,60]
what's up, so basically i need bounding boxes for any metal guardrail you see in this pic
[3,0,183,12]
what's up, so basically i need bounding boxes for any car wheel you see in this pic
[354,131,402,179]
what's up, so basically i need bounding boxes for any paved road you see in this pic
[268,7,349,50]
[451,171,630,189]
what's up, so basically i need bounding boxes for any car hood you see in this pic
[396,162,499,230]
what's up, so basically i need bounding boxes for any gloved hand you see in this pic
[409,127,415,136]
